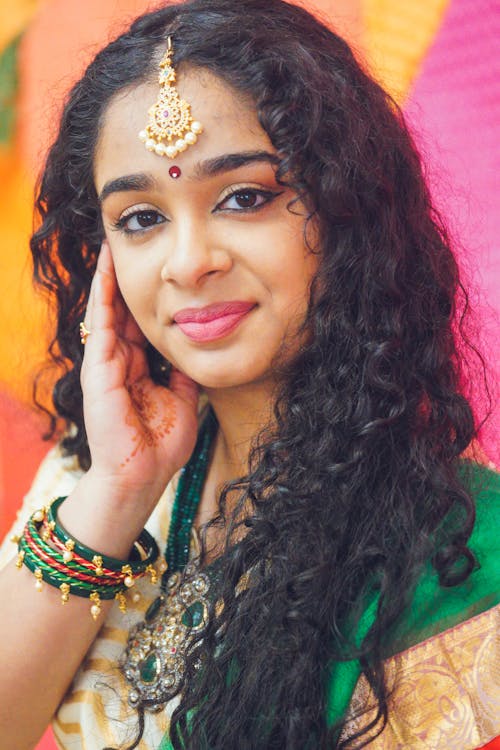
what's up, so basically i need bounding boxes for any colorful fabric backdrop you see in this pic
[0,1,498,748]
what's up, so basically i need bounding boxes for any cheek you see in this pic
[276,249,317,309]
[111,257,136,304]
[111,249,155,311]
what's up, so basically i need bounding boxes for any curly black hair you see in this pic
[31,1,484,747]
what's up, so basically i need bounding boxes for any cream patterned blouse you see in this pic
[0,444,186,750]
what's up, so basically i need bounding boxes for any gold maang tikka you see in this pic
[139,37,203,159]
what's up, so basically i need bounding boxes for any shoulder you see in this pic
[0,441,180,570]
[0,443,84,569]
[464,460,500,558]
[339,467,500,747]
[386,461,500,657]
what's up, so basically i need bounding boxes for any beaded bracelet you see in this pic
[16,497,161,619]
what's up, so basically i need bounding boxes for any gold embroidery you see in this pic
[342,604,500,749]
[97,624,130,645]
[53,713,89,750]
[82,656,119,674]
[63,689,102,706]
[53,717,82,734]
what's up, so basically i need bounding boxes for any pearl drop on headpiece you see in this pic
[139,36,203,160]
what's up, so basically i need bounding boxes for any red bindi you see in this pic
[169,165,181,179]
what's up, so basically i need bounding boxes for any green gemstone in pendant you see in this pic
[145,595,164,623]
[139,651,160,684]
[181,600,206,629]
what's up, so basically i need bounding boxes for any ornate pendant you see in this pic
[121,560,211,711]
[138,38,203,159]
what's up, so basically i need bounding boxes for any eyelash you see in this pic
[216,187,281,213]
[111,188,282,235]
[112,209,165,235]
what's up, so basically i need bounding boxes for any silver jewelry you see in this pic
[121,560,211,711]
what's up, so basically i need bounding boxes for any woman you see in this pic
[0,0,498,748]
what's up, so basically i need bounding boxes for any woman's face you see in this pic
[94,68,318,390]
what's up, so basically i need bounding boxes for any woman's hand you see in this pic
[79,242,200,510]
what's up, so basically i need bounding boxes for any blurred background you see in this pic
[0,0,498,748]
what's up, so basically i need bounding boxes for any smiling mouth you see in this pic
[173,301,256,343]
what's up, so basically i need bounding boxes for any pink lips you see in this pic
[173,301,256,343]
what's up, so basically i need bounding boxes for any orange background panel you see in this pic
[0,0,38,50]
[0,391,51,537]
[362,0,451,99]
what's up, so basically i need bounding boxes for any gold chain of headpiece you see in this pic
[139,37,203,158]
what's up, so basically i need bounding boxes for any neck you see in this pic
[205,380,276,480]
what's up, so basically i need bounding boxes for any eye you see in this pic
[216,188,282,212]
[113,209,166,234]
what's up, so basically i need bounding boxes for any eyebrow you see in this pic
[98,174,157,203]
[98,150,280,203]
[193,150,280,179]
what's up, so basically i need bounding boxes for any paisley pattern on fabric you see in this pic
[342,604,500,749]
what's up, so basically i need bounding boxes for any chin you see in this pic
[181,354,274,391]
[190,369,265,391]
[158,333,283,391]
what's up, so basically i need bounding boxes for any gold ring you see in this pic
[79,321,91,345]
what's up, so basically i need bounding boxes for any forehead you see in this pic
[94,68,273,188]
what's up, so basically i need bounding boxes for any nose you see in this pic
[160,220,232,288]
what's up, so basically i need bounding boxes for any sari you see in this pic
[159,462,500,749]
[327,462,500,749]
[1,452,498,749]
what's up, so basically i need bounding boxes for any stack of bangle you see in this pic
[15,496,161,620]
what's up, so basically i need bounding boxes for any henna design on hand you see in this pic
[121,383,177,467]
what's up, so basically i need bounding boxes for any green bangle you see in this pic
[16,496,162,620]
[25,513,137,587]
[47,496,159,573]
[19,542,124,619]
[25,515,105,580]
[20,541,122,598]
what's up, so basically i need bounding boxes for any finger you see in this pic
[82,242,119,365]
[122,307,147,347]
[93,241,118,326]
[79,261,98,353]
[104,246,146,347]
[82,242,115,336]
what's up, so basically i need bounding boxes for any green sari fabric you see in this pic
[325,462,500,727]
[160,462,500,747]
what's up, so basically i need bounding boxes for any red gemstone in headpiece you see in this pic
[169,166,181,179]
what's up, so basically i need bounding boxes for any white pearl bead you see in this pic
[175,138,187,152]
[191,121,203,134]
[63,551,74,563]
[90,605,100,619]
[165,145,178,158]
[35,580,43,592]
[184,131,197,145]
[138,130,148,142]
[124,575,135,588]
[33,510,44,522]
[145,138,156,151]
[132,592,141,603]
[155,143,166,156]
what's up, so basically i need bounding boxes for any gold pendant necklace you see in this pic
[121,560,211,711]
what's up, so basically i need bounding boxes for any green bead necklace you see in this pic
[121,407,219,711]
[162,407,217,577]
